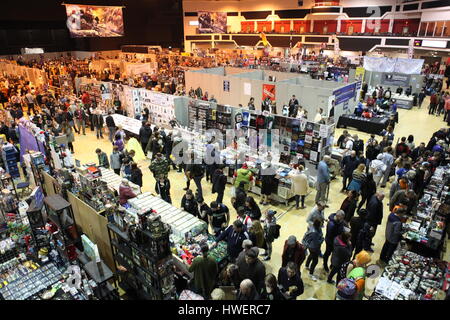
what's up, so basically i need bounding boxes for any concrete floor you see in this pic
[71,95,449,300]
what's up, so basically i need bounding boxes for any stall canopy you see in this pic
[363,57,424,75]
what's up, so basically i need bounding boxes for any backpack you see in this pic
[302,230,314,248]
[271,224,281,239]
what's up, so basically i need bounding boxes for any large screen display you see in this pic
[198,11,227,34]
[65,4,124,38]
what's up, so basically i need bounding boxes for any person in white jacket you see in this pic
[370,153,387,186]
[288,164,309,209]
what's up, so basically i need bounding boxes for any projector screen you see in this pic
[198,11,227,34]
[65,4,124,38]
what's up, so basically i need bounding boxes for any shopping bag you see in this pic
[230,186,236,197]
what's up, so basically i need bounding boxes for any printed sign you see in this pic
[262,84,276,101]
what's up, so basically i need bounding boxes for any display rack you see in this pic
[1,144,19,179]
[107,219,176,300]
[43,195,80,262]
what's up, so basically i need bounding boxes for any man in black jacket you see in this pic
[323,210,345,273]
[92,110,104,139]
[213,220,250,262]
[186,153,205,199]
[236,248,266,293]
[139,122,152,156]
[278,262,304,300]
[366,192,385,251]
[212,167,227,204]
[341,150,359,192]
[105,112,116,143]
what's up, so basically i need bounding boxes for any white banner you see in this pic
[363,57,424,75]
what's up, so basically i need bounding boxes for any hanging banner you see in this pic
[262,84,276,101]
[333,82,357,105]
[64,4,124,38]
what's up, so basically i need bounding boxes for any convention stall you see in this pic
[363,57,425,110]
[185,66,359,121]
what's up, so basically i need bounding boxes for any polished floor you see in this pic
[71,96,449,300]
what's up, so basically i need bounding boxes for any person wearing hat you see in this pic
[233,162,253,192]
[236,247,266,292]
[188,244,218,299]
[281,235,306,273]
[261,209,278,261]
[118,179,137,205]
[327,231,353,284]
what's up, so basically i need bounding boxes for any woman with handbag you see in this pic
[303,219,324,281]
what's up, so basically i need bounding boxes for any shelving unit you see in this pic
[107,219,176,300]
[43,195,80,262]
[1,144,19,179]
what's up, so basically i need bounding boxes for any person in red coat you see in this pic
[281,235,306,274]
[119,179,137,205]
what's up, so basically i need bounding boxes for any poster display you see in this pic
[262,84,276,101]
[223,80,230,92]
[198,12,227,34]
[65,4,124,38]
[333,83,357,105]
[381,73,411,87]
[355,67,365,82]
[141,91,176,127]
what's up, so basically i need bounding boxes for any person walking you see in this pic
[185,154,205,199]
[327,232,353,284]
[288,164,309,209]
[261,210,278,261]
[188,244,218,299]
[323,210,346,273]
[347,163,366,193]
[212,167,227,204]
[155,175,172,203]
[303,219,324,281]
[105,111,116,143]
[149,152,170,181]
[139,122,152,156]
[306,201,326,226]
[315,155,331,204]
[74,106,87,135]
[379,208,405,266]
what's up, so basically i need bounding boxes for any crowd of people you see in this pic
[1,54,450,301]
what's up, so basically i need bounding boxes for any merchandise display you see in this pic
[372,248,448,300]
[403,166,449,257]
